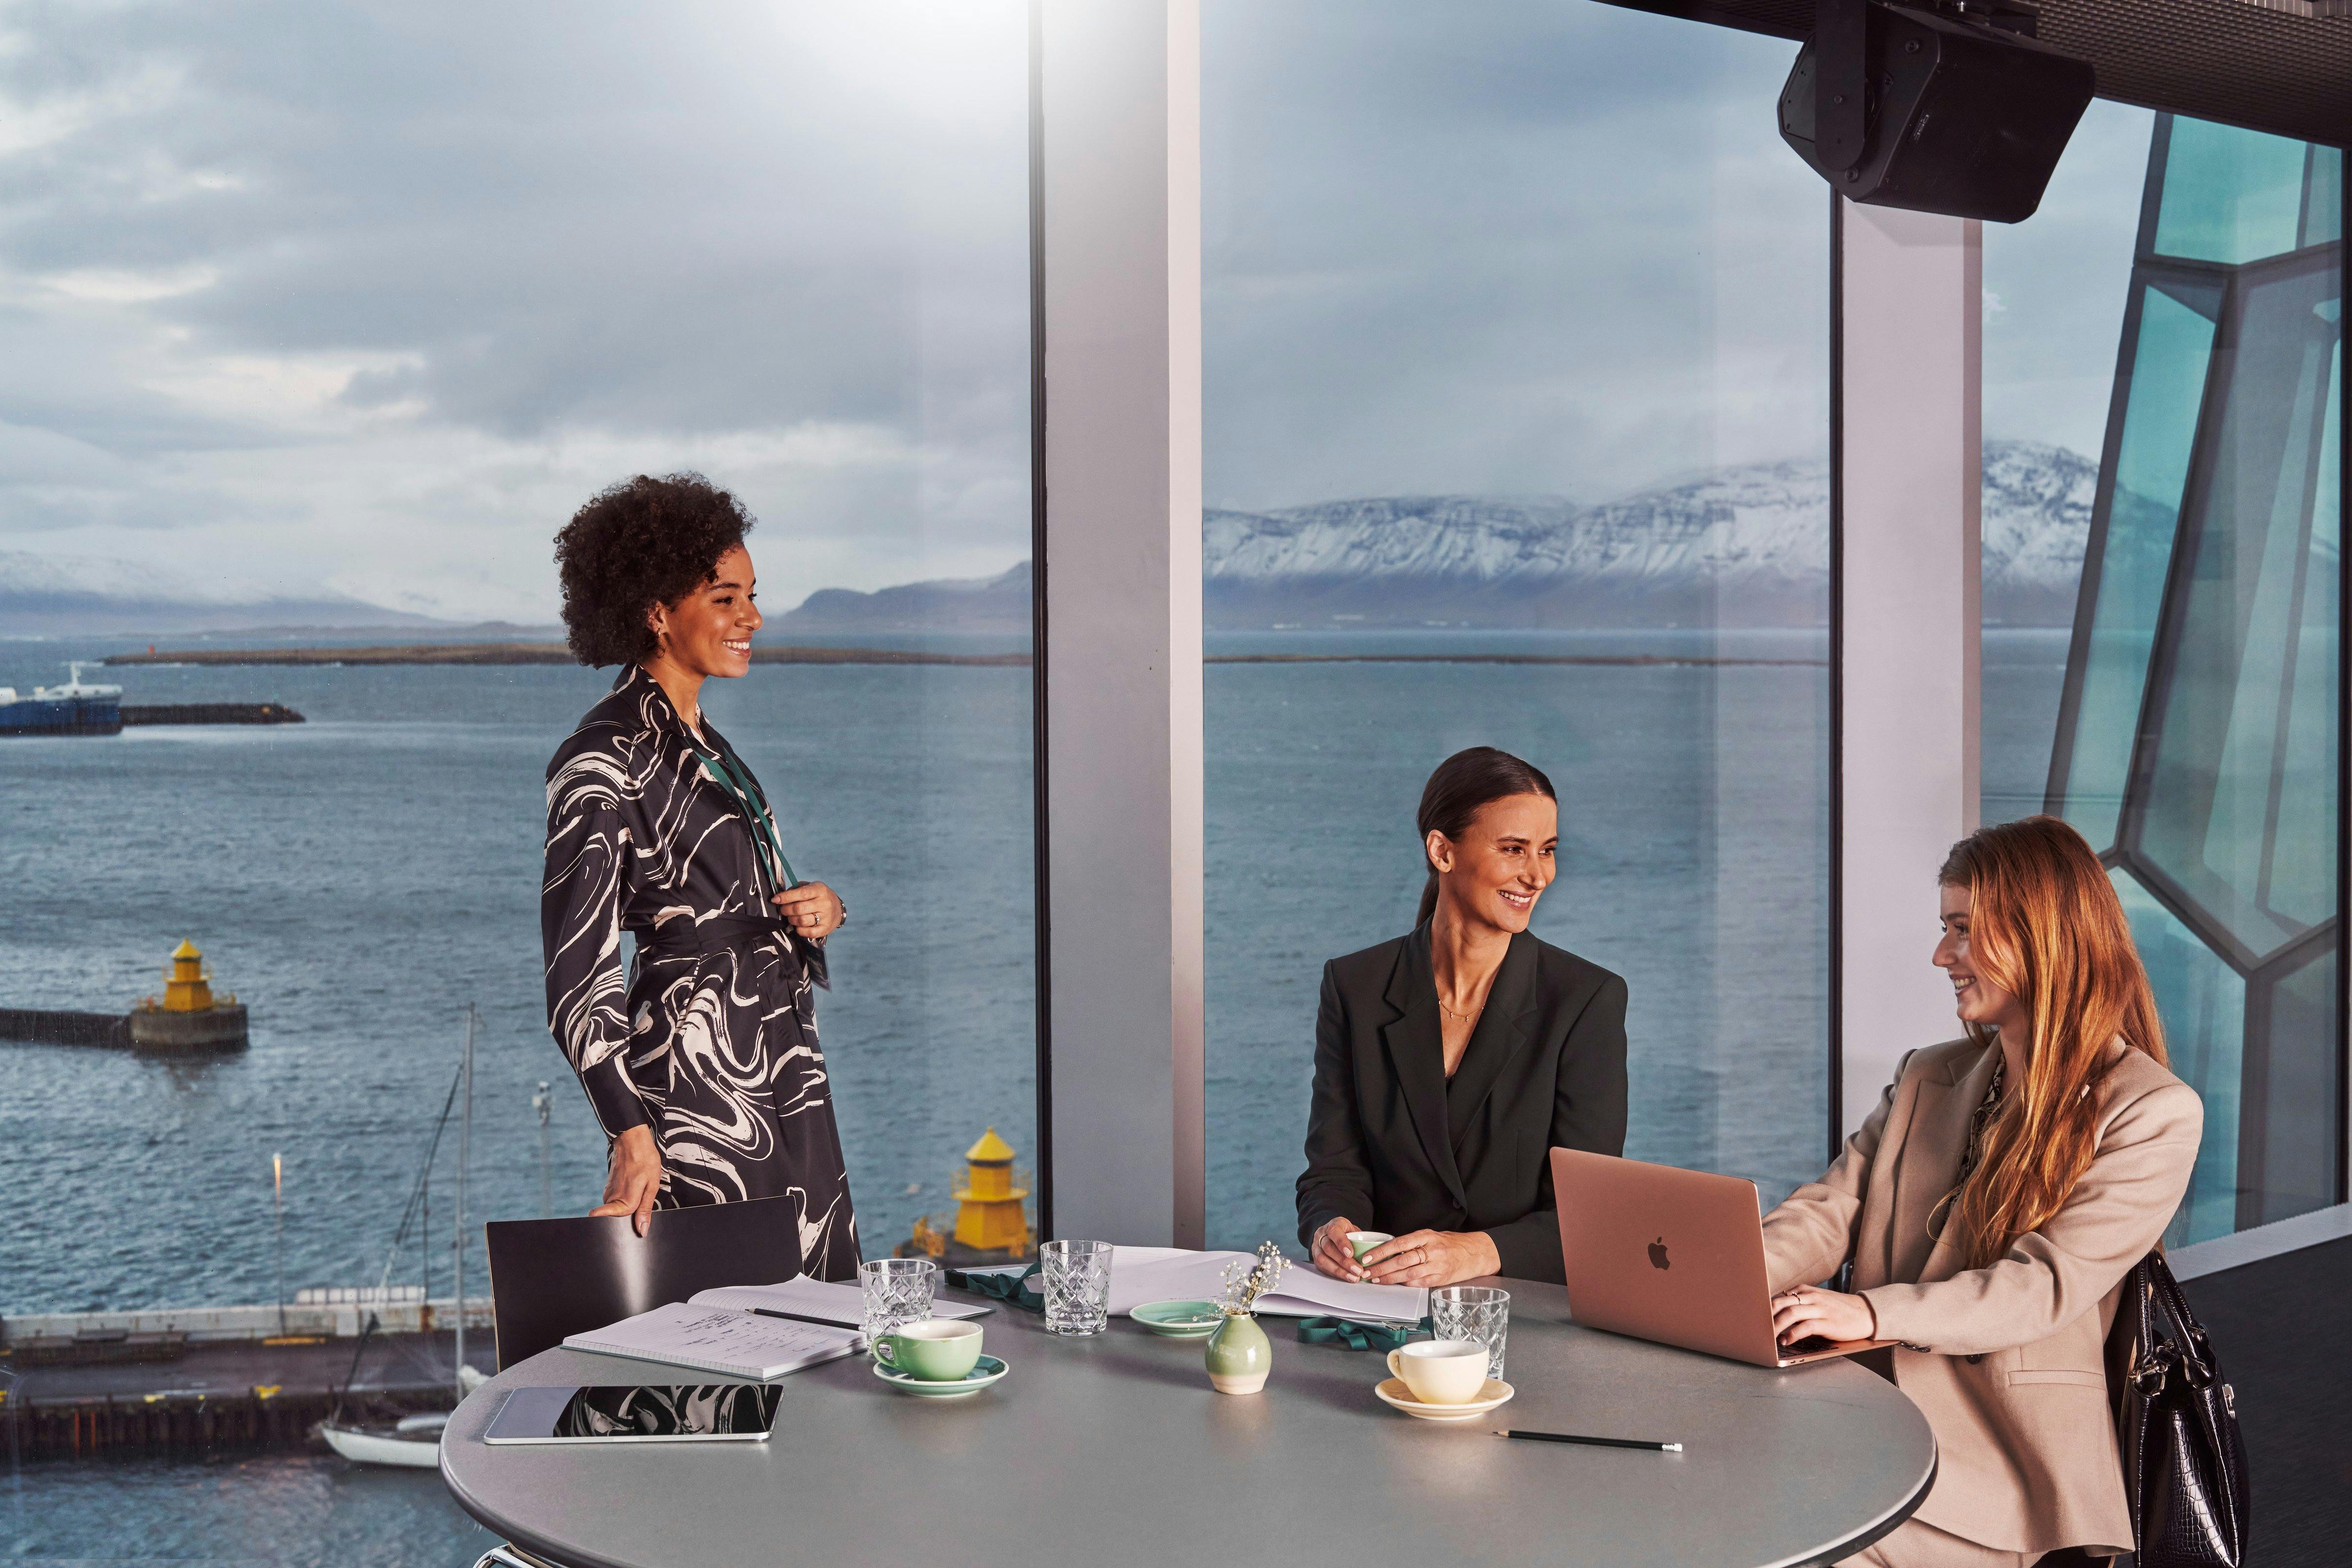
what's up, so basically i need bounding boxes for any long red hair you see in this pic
[1939,815,2167,1269]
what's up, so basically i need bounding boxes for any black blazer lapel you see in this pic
[1441,932,1541,1143]
[1378,929,1468,1210]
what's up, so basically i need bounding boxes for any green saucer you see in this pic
[872,1353,1008,1397]
[1131,1299,1225,1338]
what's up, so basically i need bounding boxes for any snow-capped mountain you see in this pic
[1203,440,2099,629]
[0,443,2102,637]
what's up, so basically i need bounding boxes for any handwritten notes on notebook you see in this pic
[562,1302,862,1380]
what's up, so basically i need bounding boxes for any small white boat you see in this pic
[321,1412,445,1468]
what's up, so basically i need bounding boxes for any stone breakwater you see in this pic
[0,1005,246,1054]
[120,702,304,724]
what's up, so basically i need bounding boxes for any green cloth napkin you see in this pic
[1295,1314,1432,1352]
[946,1263,1044,1314]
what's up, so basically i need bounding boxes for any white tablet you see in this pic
[482,1384,783,1445]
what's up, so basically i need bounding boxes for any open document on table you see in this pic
[1105,1247,1428,1323]
[562,1303,864,1380]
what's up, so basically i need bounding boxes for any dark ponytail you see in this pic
[1415,746,1556,927]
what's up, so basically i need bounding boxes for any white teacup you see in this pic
[1386,1338,1490,1404]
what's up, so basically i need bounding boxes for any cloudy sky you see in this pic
[0,0,2157,621]
[0,0,1032,619]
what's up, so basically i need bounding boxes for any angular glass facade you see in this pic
[2049,116,2345,1242]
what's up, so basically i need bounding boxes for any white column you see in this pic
[1036,0,1205,1246]
[1838,202,1982,1138]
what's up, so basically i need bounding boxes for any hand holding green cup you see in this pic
[872,1319,984,1381]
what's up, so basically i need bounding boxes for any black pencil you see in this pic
[1494,1428,1683,1452]
[748,1306,862,1331]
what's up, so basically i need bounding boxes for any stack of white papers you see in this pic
[563,1302,862,1380]
[561,1274,988,1380]
[1104,1247,1427,1323]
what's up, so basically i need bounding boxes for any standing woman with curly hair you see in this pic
[541,472,858,1276]
[1763,816,2201,1566]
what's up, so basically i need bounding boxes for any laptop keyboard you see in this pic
[1779,1335,1834,1358]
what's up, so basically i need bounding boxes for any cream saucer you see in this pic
[1373,1376,1514,1422]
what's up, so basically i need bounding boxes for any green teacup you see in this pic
[1348,1230,1395,1262]
[873,1319,984,1381]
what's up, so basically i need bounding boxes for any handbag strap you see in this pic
[2143,1248,2217,1382]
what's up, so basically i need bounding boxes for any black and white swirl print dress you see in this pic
[541,664,859,1278]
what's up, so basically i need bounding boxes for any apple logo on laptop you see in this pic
[1647,1236,1670,1270]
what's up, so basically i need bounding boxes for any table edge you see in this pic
[1774,1451,1938,1568]
[442,1380,1940,1568]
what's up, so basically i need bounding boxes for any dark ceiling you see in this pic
[1605,0,2351,149]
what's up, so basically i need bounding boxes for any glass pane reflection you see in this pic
[2113,870,2246,1247]
[2056,285,2216,847]
[2250,946,2339,1228]
[2139,263,2343,959]
[2153,118,2314,265]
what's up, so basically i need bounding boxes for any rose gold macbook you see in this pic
[1550,1148,1895,1369]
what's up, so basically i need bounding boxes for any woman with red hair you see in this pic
[1764,816,2201,1567]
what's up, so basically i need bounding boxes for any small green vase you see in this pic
[1204,1311,1272,1395]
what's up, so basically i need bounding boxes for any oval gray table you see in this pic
[441,1276,1935,1568]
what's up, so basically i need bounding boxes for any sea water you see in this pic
[0,629,2067,1556]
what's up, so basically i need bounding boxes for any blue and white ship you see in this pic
[0,663,123,735]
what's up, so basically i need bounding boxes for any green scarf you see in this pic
[685,729,799,895]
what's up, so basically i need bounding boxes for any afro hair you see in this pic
[554,472,757,667]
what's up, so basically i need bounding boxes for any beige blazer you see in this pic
[1762,1036,2201,1556]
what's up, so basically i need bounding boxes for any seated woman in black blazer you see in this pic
[1298,746,1628,1287]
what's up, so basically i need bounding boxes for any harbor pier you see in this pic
[1,1297,494,1462]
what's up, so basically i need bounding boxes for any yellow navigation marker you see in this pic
[162,938,214,1012]
[953,1127,1032,1254]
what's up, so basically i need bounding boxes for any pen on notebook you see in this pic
[1493,1428,1682,1452]
[748,1307,860,1330]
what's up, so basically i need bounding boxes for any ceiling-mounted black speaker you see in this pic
[1779,1,2095,224]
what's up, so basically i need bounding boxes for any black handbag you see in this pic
[2107,1248,2252,1568]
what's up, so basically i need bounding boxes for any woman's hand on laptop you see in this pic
[1770,1285,1876,1346]
[1362,1229,1500,1288]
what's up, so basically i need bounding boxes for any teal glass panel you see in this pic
[2140,263,2343,960]
[2114,870,2244,1246]
[2249,945,2340,1228]
[2301,146,2342,249]
[2154,117,2312,264]
[2270,340,2341,933]
[2056,286,2216,847]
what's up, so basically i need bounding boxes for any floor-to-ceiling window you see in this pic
[0,1,1032,1553]
[1200,1,1832,1251]
[1981,101,2158,826]
[2046,117,2344,1243]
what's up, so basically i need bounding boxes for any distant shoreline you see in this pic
[105,643,1826,670]
[105,643,1029,668]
